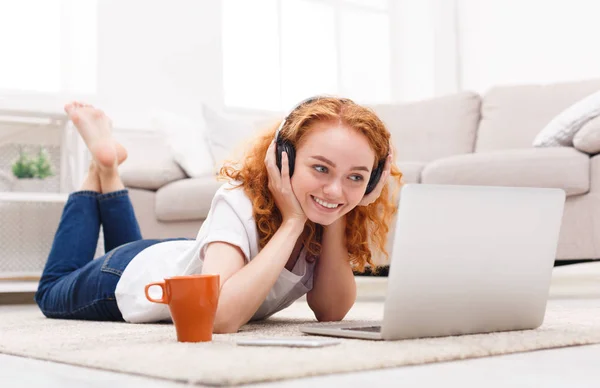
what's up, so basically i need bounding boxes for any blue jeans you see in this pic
[34,190,185,321]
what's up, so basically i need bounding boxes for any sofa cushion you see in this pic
[117,130,187,190]
[573,115,600,155]
[156,176,224,221]
[476,79,600,152]
[203,105,280,170]
[370,92,481,162]
[150,110,215,178]
[396,161,426,184]
[533,89,600,147]
[421,148,590,196]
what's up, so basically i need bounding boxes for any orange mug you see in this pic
[145,274,220,342]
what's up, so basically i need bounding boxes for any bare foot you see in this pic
[89,142,127,171]
[64,102,119,171]
[115,142,128,165]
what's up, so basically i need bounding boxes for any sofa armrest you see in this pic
[590,153,600,193]
[115,130,187,191]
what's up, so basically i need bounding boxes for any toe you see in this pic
[70,111,80,124]
[64,103,77,114]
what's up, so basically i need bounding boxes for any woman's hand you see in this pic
[358,153,393,207]
[265,140,307,224]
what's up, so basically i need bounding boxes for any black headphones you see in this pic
[275,96,387,195]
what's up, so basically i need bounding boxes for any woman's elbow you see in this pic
[212,310,248,333]
[310,298,354,322]
[314,309,348,322]
[212,319,241,334]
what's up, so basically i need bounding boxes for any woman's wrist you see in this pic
[281,217,306,235]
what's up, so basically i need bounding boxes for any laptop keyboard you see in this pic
[341,325,382,333]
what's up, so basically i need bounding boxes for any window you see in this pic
[222,0,391,111]
[0,0,97,95]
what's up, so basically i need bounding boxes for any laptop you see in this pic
[300,183,565,340]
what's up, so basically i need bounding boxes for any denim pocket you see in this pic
[101,241,137,277]
[100,239,169,277]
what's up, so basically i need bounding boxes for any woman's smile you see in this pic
[310,195,343,213]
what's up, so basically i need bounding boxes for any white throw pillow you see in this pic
[533,89,600,147]
[149,111,215,178]
[202,104,280,170]
[573,115,600,154]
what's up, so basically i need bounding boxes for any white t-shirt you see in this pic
[115,182,315,323]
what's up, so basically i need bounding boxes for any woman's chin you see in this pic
[306,211,339,226]
[312,218,336,226]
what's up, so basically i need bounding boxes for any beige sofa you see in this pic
[118,79,600,262]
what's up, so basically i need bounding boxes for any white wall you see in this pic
[389,0,462,103]
[95,0,433,125]
[457,0,600,94]
[8,0,600,129]
[95,0,223,127]
[389,0,435,103]
[0,0,443,126]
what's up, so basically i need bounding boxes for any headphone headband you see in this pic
[275,95,327,138]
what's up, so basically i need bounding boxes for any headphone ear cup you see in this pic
[275,138,296,177]
[365,158,386,195]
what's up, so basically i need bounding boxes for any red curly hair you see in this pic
[219,97,403,272]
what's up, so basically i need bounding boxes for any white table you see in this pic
[0,192,68,203]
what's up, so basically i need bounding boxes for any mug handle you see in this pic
[145,282,168,304]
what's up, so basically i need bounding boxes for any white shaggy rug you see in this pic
[1,300,600,386]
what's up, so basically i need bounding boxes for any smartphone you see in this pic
[236,337,340,348]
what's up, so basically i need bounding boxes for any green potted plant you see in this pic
[11,149,36,179]
[33,148,54,179]
[11,147,55,192]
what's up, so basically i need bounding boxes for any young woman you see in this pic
[34,97,402,333]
